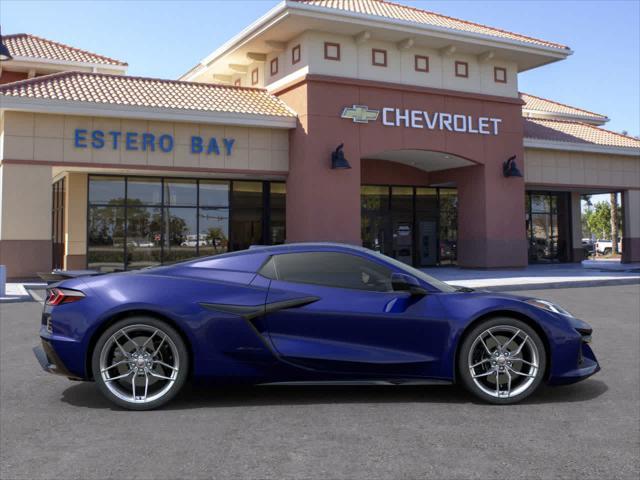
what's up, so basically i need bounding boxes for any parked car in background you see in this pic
[181,234,209,247]
[595,238,622,255]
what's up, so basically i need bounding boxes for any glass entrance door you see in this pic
[361,185,457,267]
[526,192,570,263]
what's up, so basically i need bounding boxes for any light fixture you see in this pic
[0,27,13,62]
[331,143,351,169]
[502,155,522,178]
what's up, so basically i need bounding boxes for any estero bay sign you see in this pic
[341,105,503,135]
[74,129,236,155]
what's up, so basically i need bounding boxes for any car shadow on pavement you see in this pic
[60,379,608,411]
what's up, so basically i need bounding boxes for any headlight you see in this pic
[524,298,573,317]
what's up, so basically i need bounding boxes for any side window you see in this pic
[269,252,392,292]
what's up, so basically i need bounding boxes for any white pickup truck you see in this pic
[595,238,623,255]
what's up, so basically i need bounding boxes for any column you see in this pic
[454,164,528,268]
[64,172,88,270]
[622,189,640,263]
[570,192,585,262]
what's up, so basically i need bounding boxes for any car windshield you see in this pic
[369,250,458,293]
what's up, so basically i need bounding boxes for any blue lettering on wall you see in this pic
[108,131,121,149]
[91,130,105,149]
[207,138,220,155]
[158,134,173,153]
[74,129,236,157]
[126,132,139,151]
[74,129,88,148]
[223,138,235,155]
[191,136,203,154]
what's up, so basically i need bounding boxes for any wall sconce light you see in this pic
[502,155,522,178]
[331,143,351,169]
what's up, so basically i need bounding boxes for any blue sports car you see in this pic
[34,243,599,410]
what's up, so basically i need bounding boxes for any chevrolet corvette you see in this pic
[34,243,599,410]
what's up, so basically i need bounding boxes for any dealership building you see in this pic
[1,0,639,279]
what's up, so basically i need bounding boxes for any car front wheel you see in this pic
[458,317,546,404]
[92,317,188,410]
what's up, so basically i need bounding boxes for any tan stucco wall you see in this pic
[524,148,640,189]
[1,111,289,172]
[197,30,519,98]
[65,172,87,261]
[0,162,52,240]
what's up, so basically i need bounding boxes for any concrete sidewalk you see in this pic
[423,263,640,291]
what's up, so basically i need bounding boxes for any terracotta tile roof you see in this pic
[520,93,608,121]
[523,118,640,149]
[3,33,127,67]
[0,71,297,118]
[292,0,569,50]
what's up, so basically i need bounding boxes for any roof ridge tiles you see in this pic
[291,0,569,50]
[0,70,272,94]
[520,92,608,119]
[4,33,128,66]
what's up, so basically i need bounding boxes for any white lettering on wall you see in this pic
[379,108,502,135]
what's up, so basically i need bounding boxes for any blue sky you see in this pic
[2,0,639,136]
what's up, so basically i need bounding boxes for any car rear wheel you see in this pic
[458,317,546,404]
[92,317,188,410]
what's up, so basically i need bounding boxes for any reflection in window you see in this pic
[231,181,263,251]
[127,177,162,206]
[273,252,392,292]
[88,206,125,272]
[87,176,284,271]
[164,179,197,207]
[163,208,198,263]
[199,180,229,207]
[199,208,229,256]
[270,183,286,245]
[89,176,125,205]
[126,207,162,269]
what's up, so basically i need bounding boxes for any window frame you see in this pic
[455,61,469,78]
[291,44,301,65]
[324,42,341,61]
[371,48,387,67]
[270,57,279,76]
[494,66,507,83]
[263,251,395,293]
[414,55,429,73]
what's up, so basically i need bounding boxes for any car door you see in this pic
[260,251,450,379]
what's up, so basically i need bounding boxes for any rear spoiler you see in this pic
[37,269,104,284]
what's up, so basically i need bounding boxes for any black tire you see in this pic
[458,317,546,405]
[603,248,612,256]
[92,316,189,410]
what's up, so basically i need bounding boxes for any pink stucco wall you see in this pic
[276,75,527,268]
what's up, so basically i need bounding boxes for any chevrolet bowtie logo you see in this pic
[341,105,380,124]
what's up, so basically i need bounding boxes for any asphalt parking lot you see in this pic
[1,284,639,480]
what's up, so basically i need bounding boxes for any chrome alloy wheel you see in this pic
[99,324,180,405]
[467,326,540,399]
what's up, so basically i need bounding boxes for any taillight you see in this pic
[45,288,85,306]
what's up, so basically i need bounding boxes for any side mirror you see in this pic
[391,272,428,296]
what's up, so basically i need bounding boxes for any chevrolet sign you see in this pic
[340,105,502,135]
[341,105,380,123]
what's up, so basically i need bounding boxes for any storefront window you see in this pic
[438,189,458,265]
[231,181,263,251]
[361,186,390,255]
[88,205,125,272]
[269,183,286,245]
[87,176,283,271]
